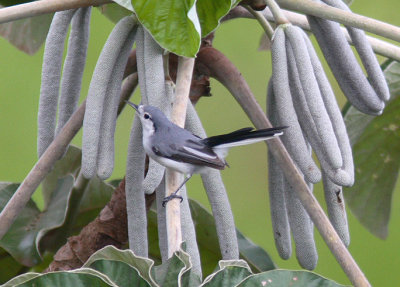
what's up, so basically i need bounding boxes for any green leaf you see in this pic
[152,244,201,287]
[84,245,157,286]
[129,0,201,57]
[235,270,347,286]
[196,0,233,37]
[343,61,400,238]
[201,260,252,286]
[0,179,73,266]
[0,11,52,55]
[0,248,24,284]
[236,230,276,272]
[42,145,81,207]
[98,3,133,23]
[3,269,116,287]
[0,0,30,6]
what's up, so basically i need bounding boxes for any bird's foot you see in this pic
[162,194,183,207]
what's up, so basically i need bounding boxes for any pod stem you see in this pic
[243,5,274,39]
[266,0,290,25]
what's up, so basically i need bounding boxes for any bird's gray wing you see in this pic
[152,139,226,170]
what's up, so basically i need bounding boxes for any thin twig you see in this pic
[196,47,371,287]
[277,0,400,43]
[266,0,289,24]
[165,57,195,257]
[243,5,274,38]
[0,0,111,24]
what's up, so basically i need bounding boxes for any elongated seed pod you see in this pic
[271,26,321,183]
[125,114,148,257]
[96,24,138,179]
[267,80,292,259]
[302,32,354,185]
[322,171,350,246]
[180,188,202,278]
[285,25,342,170]
[142,80,175,194]
[82,16,136,178]
[307,15,384,115]
[156,177,168,262]
[185,102,239,260]
[321,0,390,102]
[135,26,148,105]
[284,178,318,270]
[56,7,91,135]
[38,9,76,157]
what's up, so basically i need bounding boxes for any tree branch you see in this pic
[0,0,111,24]
[277,0,400,42]
[165,57,195,257]
[196,47,370,287]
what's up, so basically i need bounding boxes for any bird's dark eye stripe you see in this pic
[144,113,150,119]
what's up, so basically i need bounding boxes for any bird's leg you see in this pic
[162,174,193,207]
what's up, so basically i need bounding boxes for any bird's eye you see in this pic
[143,113,150,120]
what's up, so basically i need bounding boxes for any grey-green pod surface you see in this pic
[321,0,390,102]
[82,16,137,179]
[125,114,148,257]
[271,25,321,184]
[96,24,138,179]
[38,9,76,158]
[56,7,91,136]
[307,12,384,115]
[267,80,292,260]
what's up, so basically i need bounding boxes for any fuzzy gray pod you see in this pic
[271,26,321,183]
[96,24,138,179]
[156,178,168,261]
[267,80,292,260]
[285,26,343,170]
[38,9,76,158]
[307,14,384,115]
[302,32,355,186]
[321,0,390,102]
[125,115,148,257]
[56,8,91,136]
[185,102,239,260]
[82,16,136,178]
[322,171,350,246]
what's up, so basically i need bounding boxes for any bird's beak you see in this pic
[125,101,139,113]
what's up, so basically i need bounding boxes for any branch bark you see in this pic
[0,0,111,24]
[196,47,370,287]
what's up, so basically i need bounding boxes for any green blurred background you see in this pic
[1,1,399,285]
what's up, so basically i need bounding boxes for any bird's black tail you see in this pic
[202,126,288,148]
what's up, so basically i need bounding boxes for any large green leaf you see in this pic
[84,245,157,286]
[3,269,116,287]
[0,179,73,266]
[113,0,201,57]
[42,145,81,207]
[201,260,252,286]
[196,0,234,37]
[236,270,346,287]
[0,9,52,55]
[0,248,23,284]
[343,61,400,238]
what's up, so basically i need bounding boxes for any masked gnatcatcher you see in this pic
[126,101,286,206]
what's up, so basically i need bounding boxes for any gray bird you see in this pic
[127,101,286,206]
